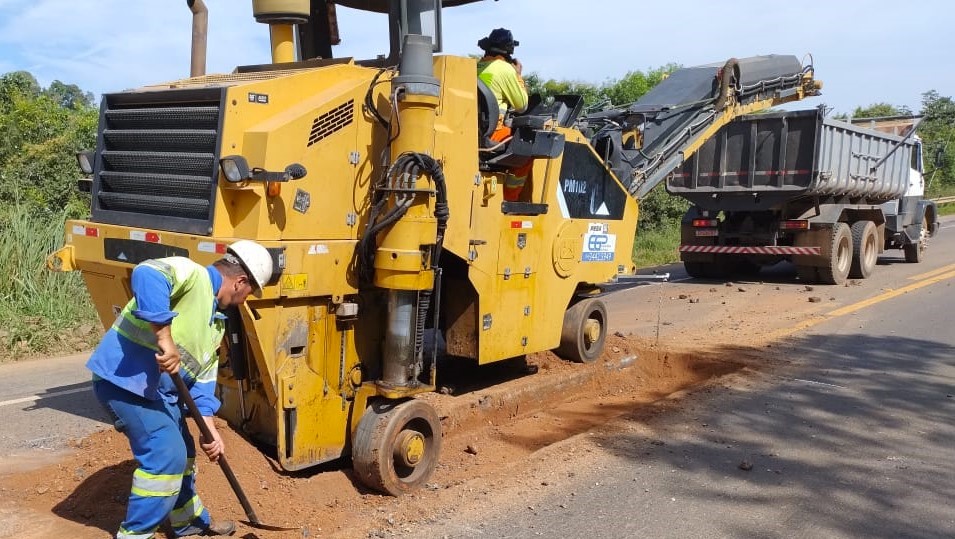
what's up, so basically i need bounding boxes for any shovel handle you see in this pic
[171,372,262,525]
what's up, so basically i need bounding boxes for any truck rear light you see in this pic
[83,226,99,237]
[692,219,718,227]
[780,220,810,230]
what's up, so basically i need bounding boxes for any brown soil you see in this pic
[0,276,819,539]
[0,335,775,539]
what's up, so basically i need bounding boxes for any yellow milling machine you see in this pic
[48,0,820,494]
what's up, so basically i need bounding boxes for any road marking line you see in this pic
[765,269,955,341]
[0,386,90,408]
[908,263,955,281]
[791,378,847,389]
[828,270,955,317]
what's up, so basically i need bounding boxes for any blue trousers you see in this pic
[93,378,212,538]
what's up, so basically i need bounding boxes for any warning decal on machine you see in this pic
[281,273,308,291]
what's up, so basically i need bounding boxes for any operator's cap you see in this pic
[226,239,273,292]
[478,28,519,55]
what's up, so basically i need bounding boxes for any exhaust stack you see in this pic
[251,0,310,64]
[187,0,208,77]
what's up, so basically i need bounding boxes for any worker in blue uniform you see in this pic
[87,240,273,539]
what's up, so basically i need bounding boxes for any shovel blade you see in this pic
[240,520,301,532]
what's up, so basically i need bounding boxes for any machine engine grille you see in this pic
[92,88,224,235]
[308,99,354,146]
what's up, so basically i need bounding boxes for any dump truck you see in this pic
[670,107,939,283]
[47,0,820,494]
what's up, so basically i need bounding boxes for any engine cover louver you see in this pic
[308,99,354,147]
[91,88,224,235]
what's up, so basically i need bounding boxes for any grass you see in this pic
[0,206,98,361]
[632,223,682,269]
[926,183,955,217]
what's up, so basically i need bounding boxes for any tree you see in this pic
[0,71,41,111]
[45,80,95,110]
[850,102,912,118]
[525,64,680,112]
[919,90,955,188]
[0,71,97,216]
[602,64,679,107]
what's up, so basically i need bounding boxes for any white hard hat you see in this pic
[227,240,273,291]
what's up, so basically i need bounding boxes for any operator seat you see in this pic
[477,79,500,149]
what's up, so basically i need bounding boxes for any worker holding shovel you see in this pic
[87,240,272,539]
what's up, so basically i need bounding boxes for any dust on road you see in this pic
[0,277,827,538]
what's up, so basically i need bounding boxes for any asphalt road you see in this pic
[0,353,106,469]
[407,224,955,538]
[1,220,954,537]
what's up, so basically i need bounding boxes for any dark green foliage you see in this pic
[0,71,97,217]
[850,102,913,118]
[919,91,955,189]
[45,80,95,110]
[637,186,689,232]
[0,71,98,359]
[526,64,680,111]
[0,71,41,110]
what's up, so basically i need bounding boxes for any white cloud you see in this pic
[0,0,951,113]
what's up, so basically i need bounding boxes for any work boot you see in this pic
[178,519,236,537]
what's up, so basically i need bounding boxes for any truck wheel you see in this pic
[818,223,852,285]
[796,265,819,283]
[352,399,442,496]
[556,298,607,363]
[684,259,731,280]
[684,261,708,279]
[849,221,878,279]
[732,259,761,278]
[904,217,928,263]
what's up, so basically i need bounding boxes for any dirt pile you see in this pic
[0,334,767,538]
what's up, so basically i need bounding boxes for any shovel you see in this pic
[171,372,299,532]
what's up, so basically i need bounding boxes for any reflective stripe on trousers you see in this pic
[491,125,533,202]
[92,379,211,538]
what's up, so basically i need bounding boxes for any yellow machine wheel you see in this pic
[556,298,608,364]
[352,399,442,495]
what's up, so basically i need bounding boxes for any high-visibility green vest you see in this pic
[477,57,528,117]
[112,257,224,385]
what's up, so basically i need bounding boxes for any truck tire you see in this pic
[818,223,852,285]
[556,298,607,363]
[796,265,819,283]
[849,221,878,279]
[684,261,710,279]
[732,259,761,278]
[903,216,929,263]
[684,258,732,280]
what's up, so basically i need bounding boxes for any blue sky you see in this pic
[0,0,951,115]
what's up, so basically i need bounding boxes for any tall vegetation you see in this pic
[0,71,99,360]
[1,62,952,356]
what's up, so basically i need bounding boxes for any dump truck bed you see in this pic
[667,108,912,211]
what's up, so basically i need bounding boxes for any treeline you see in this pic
[0,71,97,216]
[0,71,99,359]
[837,92,955,193]
[0,66,951,357]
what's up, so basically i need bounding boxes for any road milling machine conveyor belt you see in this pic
[578,55,822,199]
